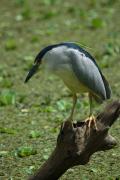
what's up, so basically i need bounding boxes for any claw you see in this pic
[85,115,98,135]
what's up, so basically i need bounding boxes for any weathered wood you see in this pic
[29,101,120,180]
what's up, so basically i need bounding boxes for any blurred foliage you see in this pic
[5,39,17,51]
[29,130,41,138]
[0,90,16,106]
[0,0,120,179]
[16,146,37,157]
[90,17,106,29]
[0,151,9,157]
[0,127,16,134]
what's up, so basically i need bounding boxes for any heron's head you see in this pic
[24,52,43,83]
[24,44,58,83]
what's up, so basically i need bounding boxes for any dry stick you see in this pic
[29,101,120,180]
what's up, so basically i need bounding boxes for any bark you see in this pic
[29,101,120,180]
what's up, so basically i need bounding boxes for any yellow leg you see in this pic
[85,93,98,132]
[68,94,77,121]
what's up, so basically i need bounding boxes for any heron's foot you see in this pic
[85,115,98,135]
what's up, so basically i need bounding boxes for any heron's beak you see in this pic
[24,64,39,83]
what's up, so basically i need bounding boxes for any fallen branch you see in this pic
[29,101,120,180]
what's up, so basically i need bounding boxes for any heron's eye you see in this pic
[81,53,84,57]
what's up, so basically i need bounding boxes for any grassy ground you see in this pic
[0,0,120,179]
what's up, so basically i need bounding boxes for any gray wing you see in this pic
[99,73,111,99]
[69,49,107,100]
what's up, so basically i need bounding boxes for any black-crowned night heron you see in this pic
[25,42,111,128]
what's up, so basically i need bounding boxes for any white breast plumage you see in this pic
[43,46,89,93]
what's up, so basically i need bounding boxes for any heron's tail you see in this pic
[101,74,111,99]
[92,74,111,104]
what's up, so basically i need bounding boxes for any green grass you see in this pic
[0,0,120,179]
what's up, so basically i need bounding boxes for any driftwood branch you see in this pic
[29,101,120,180]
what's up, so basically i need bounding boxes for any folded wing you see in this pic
[69,49,111,100]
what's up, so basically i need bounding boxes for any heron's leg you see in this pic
[85,93,98,131]
[68,94,77,121]
[89,93,93,116]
